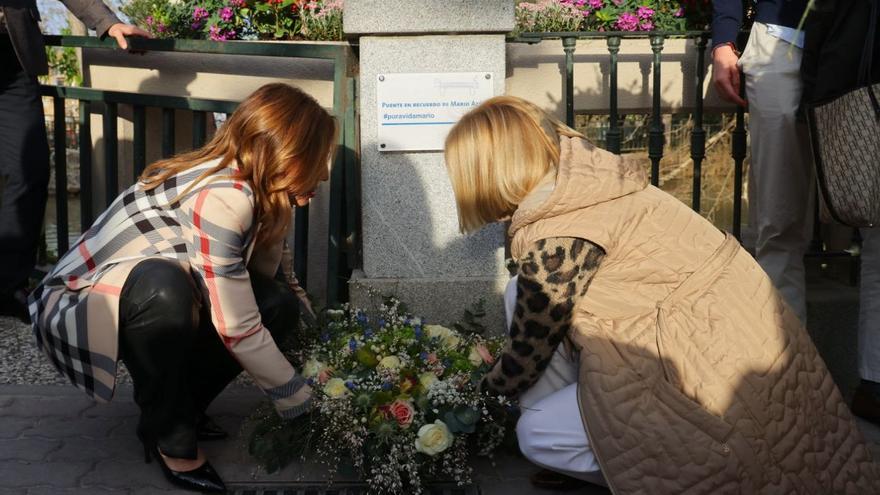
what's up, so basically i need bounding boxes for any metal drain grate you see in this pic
[228,484,481,495]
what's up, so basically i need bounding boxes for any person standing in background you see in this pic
[0,0,149,320]
[801,0,880,425]
[712,0,813,323]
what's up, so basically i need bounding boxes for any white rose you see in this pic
[467,346,483,366]
[302,358,326,378]
[378,355,402,370]
[415,420,453,456]
[324,378,350,398]
[424,325,461,349]
[418,372,438,390]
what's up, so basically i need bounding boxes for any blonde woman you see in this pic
[445,96,879,493]
[28,84,335,492]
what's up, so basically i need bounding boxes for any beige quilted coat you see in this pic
[509,136,880,494]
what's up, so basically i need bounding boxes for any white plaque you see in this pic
[376,72,494,151]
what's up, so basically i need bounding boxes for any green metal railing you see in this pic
[42,35,359,304]
[508,31,748,239]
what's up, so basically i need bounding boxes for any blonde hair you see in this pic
[140,83,337,248]
[443,96,584,233]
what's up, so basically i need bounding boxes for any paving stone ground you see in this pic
[1,271,877,494]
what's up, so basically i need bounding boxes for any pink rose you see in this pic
[387,399,415,429]
[475,343,495,365]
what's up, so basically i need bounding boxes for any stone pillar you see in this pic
[345,1,514,330]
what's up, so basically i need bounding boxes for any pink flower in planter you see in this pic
[639,21,654,31]
[588,0,603,8]
[219,6,234,22]
[616,12,639,31]
[192,6,209,20]
[674,7,684,17]
[636,6,654,19]
[229,0,246,6]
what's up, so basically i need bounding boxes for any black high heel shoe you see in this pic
[139,437,227,493]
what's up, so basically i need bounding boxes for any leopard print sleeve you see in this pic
[481,237,604,399]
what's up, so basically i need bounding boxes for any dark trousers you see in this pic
[0,35,50,293]
[118,258,299,459]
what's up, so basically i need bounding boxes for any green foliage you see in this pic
[118,0,344,40]
[44,28,82,86]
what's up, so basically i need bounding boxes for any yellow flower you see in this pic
[424,325,461,349]
[378,355,402,370]
[415,420,453,456]
[324,378,349,398]
[419,372,438,390]
[467,346,483,366]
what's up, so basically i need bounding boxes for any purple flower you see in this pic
[674,7,684,17]
[575,0,587,5]
[636,6,654,19]
[616,12,639,31]
[219,6,234,21]
[588,0,603,8]
[639,21,654,31]
[193,6,209,20]
[229,0,245,6]
[145,15,154,26]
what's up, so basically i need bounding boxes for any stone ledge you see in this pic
[349,271,509,332]
[344,0,514,35]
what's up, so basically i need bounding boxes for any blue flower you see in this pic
[345,381,357,390]
[414,325,422,339]
[320,333,331,343]
[381,382,393,391]
[420,351,429,361]
[364,328,373,340]
[349,337,357,351]
[378,318,386,328]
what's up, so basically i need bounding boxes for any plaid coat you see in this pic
[28,158,311,418]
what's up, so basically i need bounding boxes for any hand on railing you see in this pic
[712,43,748,108]
[106,23,152,51]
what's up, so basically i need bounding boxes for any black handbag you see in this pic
[806,0,880,227]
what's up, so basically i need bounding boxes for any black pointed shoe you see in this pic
[146,446,227,493]
[197,415,229,441]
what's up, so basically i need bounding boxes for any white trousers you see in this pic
[860,227,880,382]
[739,23,880,382]
[739,22,815,323]
[504,277,606,485]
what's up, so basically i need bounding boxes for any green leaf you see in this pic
[355,347,379,367]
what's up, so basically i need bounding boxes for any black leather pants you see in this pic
[118,258,299,459]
